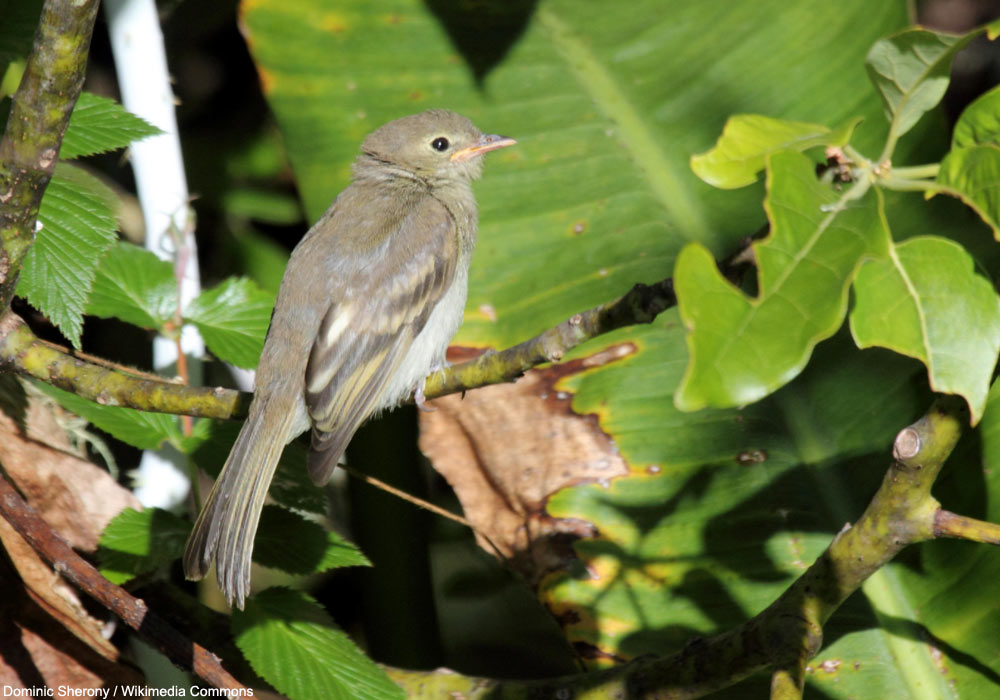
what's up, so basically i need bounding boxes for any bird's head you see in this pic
[359,109,515,184]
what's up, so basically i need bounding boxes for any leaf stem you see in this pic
[878,175,944,193]
[891,163,940,179]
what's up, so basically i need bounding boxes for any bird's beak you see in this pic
[450,134,517,162]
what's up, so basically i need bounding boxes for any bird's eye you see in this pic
[431,137,450,152]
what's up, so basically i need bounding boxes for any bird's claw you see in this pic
[414,382,436,412]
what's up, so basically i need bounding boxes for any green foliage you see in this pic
[36,382,182,450]
[61,92,162,159]
[5,0,997,695]
[87,241,178,329]
[679,21,1000,422]
[865,27,972,151]
[851,236,1000,424]
[674,151,889,411]
[98,507,191,585]
[690,115,860,189]
[253,505,370,574]
[936,144,1000,238]
[16,163,119,346]
[238,0,1000,695]
[185,277,275,368]
[952,84,1000,148]
[11,92,158,346]
[233,588,404,700]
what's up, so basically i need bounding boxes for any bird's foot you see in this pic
[414,381,436,412]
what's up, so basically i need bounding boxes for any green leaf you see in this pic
[243,0,905,349]
[233,587,404,700]
[674,150,889,411]
[223,187,304,225]
[185,277,275,369]
[254,505,369,574]
[850,236,1000,424]
[935,143,1000,238]
[952,84,1000,148]
[244,2,997,695]
[98,507,191,585]
[62,92,162,160]
[15,163,120,347]
[865,27,974,152]
[691,115,861,189]
[188,421,325,514]
[35,382,181,451]
[86,241,178,329]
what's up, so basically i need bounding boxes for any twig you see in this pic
[424,277,675,399]
[338,461,508,562]
[770,661,805,700]
[934,510,1000,545]
[339,462,471,529]
[0,0,101,306]
[0,470,245,690]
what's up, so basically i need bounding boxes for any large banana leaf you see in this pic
[241,0,1000,696]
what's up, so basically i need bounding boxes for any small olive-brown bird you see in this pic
[183,110,515,608]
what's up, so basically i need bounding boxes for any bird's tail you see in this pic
[182,394,295,609]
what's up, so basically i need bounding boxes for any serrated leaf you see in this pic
[98,507,191,585]
[254,506,369,575]
[188,420,325,514]
[62,92,162,160]
[935,143,1000,238]
[16,163,119,347]
[866,27,974,148]
[35,382,181,450]
[691,115,861,190]
[185,277,275,369]
[674,150,889,411]
[86,241,178,329]
[850,236,1000,424]
[233,587,404,700]
[952,84,1000,148]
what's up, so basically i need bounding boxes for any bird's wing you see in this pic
[303,194,457,484]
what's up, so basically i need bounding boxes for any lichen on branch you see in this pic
[0,0,101,310]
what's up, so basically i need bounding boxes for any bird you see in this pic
[182,109,515,608]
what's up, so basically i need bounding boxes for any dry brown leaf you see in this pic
[0,380,144,685]
[420,343,633,583]
[0,384,141,551]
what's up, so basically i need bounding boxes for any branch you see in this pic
[383,396,999,699]
[0,312,250,419]
[0,276,675,420]
[934,509,1000,545]
[424,277,675,399]
[0,0,99,309]
[0,470,245,690]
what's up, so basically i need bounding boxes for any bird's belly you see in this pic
[381,269,468,408]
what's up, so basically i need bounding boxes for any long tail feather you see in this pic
[182,394,295,609]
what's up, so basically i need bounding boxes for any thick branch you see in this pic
[0,0,99,309]
[386,396,984,699]
[0,471,245,690]
[424,277,675,399]
[0,312,250,419]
